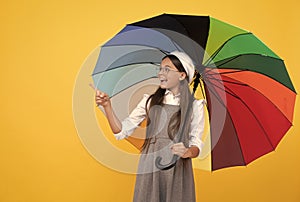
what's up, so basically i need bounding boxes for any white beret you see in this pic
[170,51,195,83]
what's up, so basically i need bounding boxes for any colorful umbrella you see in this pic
[92,14,296,171]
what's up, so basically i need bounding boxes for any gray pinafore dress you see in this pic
[133,104,196,202]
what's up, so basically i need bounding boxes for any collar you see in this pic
[165,89,181,99]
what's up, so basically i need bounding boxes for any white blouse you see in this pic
[114,90,205,154]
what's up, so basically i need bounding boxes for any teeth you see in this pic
[159,77,167,82]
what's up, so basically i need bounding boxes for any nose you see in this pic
[156,67,163,75]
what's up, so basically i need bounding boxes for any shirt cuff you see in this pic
[113,117,138,140]
[114,131,127,140]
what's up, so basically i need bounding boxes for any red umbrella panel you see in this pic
[204,68,296,170]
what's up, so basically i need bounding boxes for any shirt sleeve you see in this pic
[188,99,205,156]
[114,94,149,140]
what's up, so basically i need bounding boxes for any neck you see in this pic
[168,88,179,96]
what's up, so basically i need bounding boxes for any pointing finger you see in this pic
[89,83,97,91]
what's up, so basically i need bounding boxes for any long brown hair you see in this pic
[141,54,194,151]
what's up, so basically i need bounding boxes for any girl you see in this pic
[95,51,205,202]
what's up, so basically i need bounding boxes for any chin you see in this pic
[159,85,168,89]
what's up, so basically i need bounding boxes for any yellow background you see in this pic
[1,0,299,201]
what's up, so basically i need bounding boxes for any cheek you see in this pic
[167,75,180,85]
[167,73,179,80]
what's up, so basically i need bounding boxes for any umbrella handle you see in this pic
[155,155,178,170]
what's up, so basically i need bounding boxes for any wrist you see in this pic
[102,101,112,110]
[182,148,191,158]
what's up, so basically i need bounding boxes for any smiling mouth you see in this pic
[159,76,167,82]
[159,78,167,84]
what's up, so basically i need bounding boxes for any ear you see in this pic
[179,72,187,80]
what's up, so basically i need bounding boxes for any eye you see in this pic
[157,67,170,74]
[162,67,170,73]
[156,66,178,74]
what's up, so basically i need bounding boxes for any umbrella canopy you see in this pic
[92,13,296,171]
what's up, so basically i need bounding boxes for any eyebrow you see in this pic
[160,65,176,70]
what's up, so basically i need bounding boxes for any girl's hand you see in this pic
[95,90,111,107]
[89,84,121,133]
[170,142,189,158]
[89,83,111,108]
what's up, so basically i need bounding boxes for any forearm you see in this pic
[103,104,122,134]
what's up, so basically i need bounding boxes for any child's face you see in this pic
[158,57,186,94]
